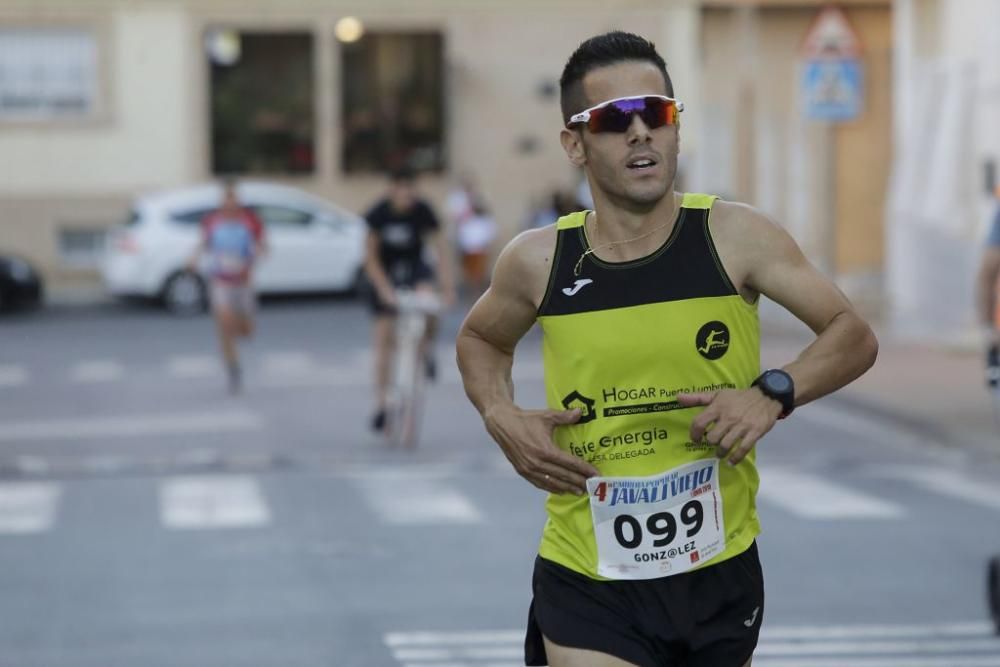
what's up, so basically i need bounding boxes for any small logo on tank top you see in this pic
[561,390,597,424]
[696,321,730,360]
[561,278,593,296]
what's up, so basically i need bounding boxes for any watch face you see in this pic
[766,371,792,393]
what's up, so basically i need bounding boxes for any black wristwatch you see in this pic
[751,369,795,419]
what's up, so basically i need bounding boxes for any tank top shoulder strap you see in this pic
[555,211,588,230]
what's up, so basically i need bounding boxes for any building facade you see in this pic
[0,0,895,315]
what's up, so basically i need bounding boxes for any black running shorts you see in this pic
[525,541,764,667]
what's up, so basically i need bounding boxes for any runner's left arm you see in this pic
[678,203,878,463]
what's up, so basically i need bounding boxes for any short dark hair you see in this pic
[559,31,674,125]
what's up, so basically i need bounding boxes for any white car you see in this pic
[103,181,367,313]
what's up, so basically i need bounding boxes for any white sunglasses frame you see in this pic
[566,94,685,129]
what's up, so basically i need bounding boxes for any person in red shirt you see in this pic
[188,180,267,394]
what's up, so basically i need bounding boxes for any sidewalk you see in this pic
[760,306,999,459]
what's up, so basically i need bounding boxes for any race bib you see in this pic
[587,459,725,580]
[215,252,249,274]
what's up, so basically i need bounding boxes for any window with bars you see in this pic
[341,32,445,174]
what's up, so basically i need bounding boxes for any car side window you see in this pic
[171,208,214,226]
[252,205,313,228]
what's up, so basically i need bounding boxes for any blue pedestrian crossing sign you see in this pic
[799,5,864,122]
[802,59,863,121]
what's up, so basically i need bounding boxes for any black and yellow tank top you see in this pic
[536,193,761,580]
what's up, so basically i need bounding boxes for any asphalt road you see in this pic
[1,297,999,666]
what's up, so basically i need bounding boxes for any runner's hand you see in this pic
[380,288,398,308]
[676,389,783,465]
[483,405,599,495]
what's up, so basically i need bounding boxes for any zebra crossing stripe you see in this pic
[754,658,1000,667]
[353,470,482,525]
[0,482,60,534]
[70,360,124,383]
[870,465,1000,512]
[262,351,313,374]
[0,365,27,387]
[166,355,218,378]
[0,410,261,441]
[159,475,271,529]
[385,622,1000,665]
[757,466,904,519]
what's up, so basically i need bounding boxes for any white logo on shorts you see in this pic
[743,606,760,627]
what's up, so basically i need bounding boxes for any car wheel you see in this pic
[162,271,207,315]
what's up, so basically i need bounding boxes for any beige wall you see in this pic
[0,0,706,287]
[700,3,891,300]
[0,5,194,193]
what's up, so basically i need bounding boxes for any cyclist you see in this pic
[456,31,878,666]
[188,180,266,395]
[364,167,455,433]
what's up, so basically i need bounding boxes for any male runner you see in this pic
[456,31,878,667]
[188,180,266,394]
[364,167,455,432]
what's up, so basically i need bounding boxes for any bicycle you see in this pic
[384,289,441,449]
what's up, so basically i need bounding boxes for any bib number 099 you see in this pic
[613,500,704,549]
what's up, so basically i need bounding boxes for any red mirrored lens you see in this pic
[587,97,677,133]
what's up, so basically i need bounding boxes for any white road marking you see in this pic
[70,360,124,383]
[0,410,261,442]
[385,623,1000,666]
[385,631,523,647]
[167,355,219,378]
[868,465,1000,511]
[755,659,1000,667]
[0,482,60,534]
[262,351,313,374]
[160,475,270,529]
[401,664,521,667]
[0,364,27,387]
[757,466,904,519]
[760,620,993,640]
[393,647,522,661]
[356,472,481,525]
[755,638,1000,657]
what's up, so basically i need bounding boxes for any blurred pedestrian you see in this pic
[976,186,1000,348]
[977,187,1000,392]
[448,176,497,298]
[456,30,877,667]
[364,167,456,433]
[187,180,267,394]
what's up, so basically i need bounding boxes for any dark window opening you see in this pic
[341,32,445,174]
[209,31,315,175]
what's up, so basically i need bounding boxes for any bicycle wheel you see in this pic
[396,350,426,449]
[387,306,426,448]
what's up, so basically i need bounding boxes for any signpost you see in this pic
[800,5,864,122]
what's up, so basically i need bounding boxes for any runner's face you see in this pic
[565,62,679,211]
[390,180,416,211]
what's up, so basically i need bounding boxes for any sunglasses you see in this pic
[567,95,684,133]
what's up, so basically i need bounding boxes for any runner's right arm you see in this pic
[456,229,600,495]
[187,213,214,272]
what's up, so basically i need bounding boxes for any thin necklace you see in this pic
[573,212,675,277]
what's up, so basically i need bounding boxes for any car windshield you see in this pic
[170,208,214,226]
